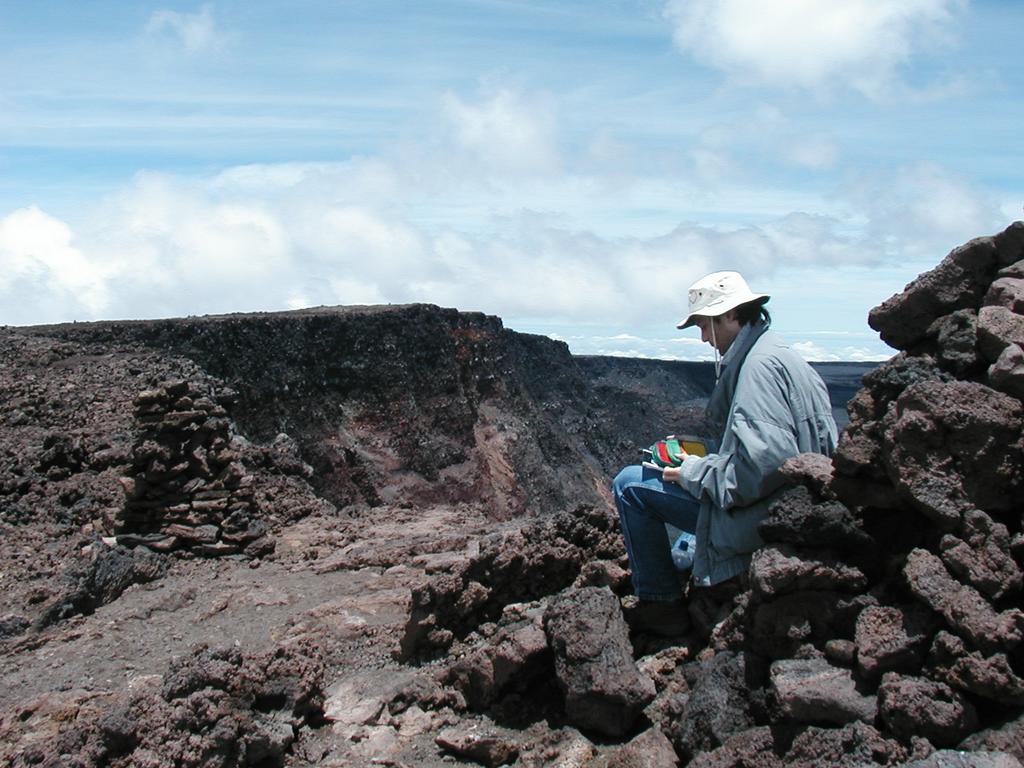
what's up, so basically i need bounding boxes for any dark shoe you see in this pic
[687,574,749,642]
[623,598,691,637]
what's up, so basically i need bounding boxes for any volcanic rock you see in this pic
[869,235,999,350]
[671,651,756,762]
[783,721,913,767]
[543,586,655,738]
[904,548,1024,655]
[878,672,979,748]
[768,657,876,725]
[854,603,935,680]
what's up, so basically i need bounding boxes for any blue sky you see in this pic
[1,1,1021,361]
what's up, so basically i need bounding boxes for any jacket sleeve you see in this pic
[677,358,799,512]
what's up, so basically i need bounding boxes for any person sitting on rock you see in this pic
[612,271,839,636]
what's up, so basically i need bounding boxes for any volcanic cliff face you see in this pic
[1,223,1023,767]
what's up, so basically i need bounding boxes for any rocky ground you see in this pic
[1,223,1023,767]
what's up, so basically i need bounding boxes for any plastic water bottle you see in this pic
[671,531,697,572]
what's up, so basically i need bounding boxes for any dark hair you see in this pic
[733,298,771,327]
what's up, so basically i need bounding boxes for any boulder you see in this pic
[900,750,1023,767]
[758,486,873,553]
[751,591,874,661]
[688,726,782,768]
[769,658,876,726]
[939,509,1022,600]
[855,604,935,680]
[882,381,1024,529]
[542,587,655,738]
[878,673,979,748]
[777,453,835,500]
[446,611,550,711]
[978,306,1024,363]
[671,652,756,762]
[590,727,680,768]
[436,724,519,767]
[904,548,1024,654]
[985,277,1024,312]
[929,309,983,376]
[869,236,999,350]
[995,222,1024,267]
[961,712,1024,762]
[784,722,912,767]
[988,344,1024,401]
[750,544,867,598]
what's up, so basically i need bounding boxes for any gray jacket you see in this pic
[678,321,838,586]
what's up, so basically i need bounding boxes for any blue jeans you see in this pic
[612,464,701,601]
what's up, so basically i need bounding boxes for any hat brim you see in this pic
[676,293,769,329]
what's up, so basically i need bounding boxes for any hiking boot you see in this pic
[623,598,690,637]
[687,574,749,643]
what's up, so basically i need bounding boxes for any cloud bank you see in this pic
[663,0,966,97]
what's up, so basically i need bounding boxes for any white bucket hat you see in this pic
[676,271,769,329]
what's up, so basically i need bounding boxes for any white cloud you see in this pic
[842,162,1002,258]
[0,206,109,317]
[663,0,965,97]
[786,135,839,170]
[441,88,561,177]
[146,4,220,53]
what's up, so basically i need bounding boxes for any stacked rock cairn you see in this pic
[116,379,273,558]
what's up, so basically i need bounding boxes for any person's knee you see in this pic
[612,464,643,497]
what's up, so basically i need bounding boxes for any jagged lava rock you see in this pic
[542,586,655,738]
[671,651,756,762]
[878,672,979,748]
[899,750,1021,767]
[854,603,935,680]
[881,380,1024,529]
[769,657,877,725]
[989,344,1024,400]
[758,486,872,553]
[783,721,913,767]
[688,726,783,768]
[869,235,1000,350]
[939,509,1022,601]
[750,544,867,598]
[904,548,1024,655]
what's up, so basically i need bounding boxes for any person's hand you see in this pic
[661,465,682,483]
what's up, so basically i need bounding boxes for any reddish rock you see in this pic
[688,726,782,768]
[904,548,1024,655]
[750,544,867,598]
[751,591,873,661]
[671,652,756,763]
[855,604,935,680]
[961,712,1024,762]
[869,235,999,350]
[882,381,1024,529]
[939,510,1022,600]
[929,309,984,376]
[758,487,873,554]
[901,749,1022,767]
[878,672,979,748]
[436,724,519,767]
[446,610,550,711]
[777,453,835,500]
[784,722,912,767]
[995,222,1024,267]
